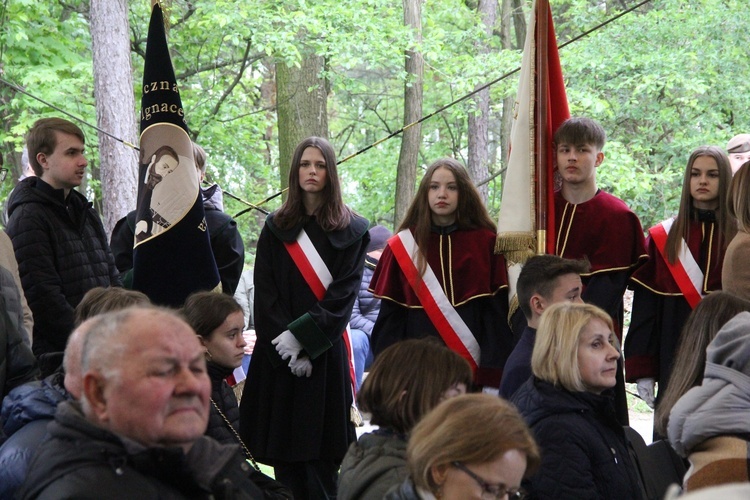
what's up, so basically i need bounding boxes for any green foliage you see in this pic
[2,0,749,247]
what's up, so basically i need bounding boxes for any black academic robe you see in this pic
[239,212,369,464]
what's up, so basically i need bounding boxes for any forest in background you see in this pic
[1,0,748,265]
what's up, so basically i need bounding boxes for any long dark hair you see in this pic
[665,146,736,263]
[274,136,352,231]
[399,158,495,276]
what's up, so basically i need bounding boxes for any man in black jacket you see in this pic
[6,118,121,361]
[19,307,290,499]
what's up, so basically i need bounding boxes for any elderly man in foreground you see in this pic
[19,307,289,499]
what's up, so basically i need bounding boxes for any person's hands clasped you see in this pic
[289,357,313,378]
[272,330,303,363]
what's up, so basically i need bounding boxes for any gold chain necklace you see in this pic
[210,397,261,472]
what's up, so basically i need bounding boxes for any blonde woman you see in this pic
[510,302,644,499]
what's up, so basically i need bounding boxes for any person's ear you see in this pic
[431,463,449,487]
[595,151,605,167]
[197,335,207,347]
[36,152,48,171]
[82,372,108,422]
[530,293,546,317]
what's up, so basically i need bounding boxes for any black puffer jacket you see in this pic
[511,378,644,500]
[18,401,277,499]
[0,267,39,401]
[6,178,121,356]
[207,361,242,446]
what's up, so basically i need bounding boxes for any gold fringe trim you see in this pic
[507,294,519,326]
[495,232,536,265]
[350,405,364,427]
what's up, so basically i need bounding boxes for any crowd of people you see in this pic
[0,115,749,499]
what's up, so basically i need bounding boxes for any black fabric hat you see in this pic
[367,225,392,252]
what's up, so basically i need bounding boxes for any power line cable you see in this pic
[0,0,652,215]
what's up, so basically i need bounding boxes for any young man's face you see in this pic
[729,151,750,174]
[555,142,603,187]
[531,272,583,323]
[38,131,87,192]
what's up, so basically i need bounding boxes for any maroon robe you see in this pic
[625,215,724,390]
[369,225,512,387]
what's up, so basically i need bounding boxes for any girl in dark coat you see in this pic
[239,137,369,499]
[182,292,246,447]
[511,302,644,499]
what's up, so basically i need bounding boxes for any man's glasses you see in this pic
[452,461,526,500]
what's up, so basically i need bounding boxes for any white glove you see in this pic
[289,357,313,378]
[272,330,303,363]
[636,378,656,409]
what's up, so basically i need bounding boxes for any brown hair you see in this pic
[74,287,151,326]
[181,291,243,339]
[193,142,207,176]
[728,160,750,234]
[516,255,590,320]
[274,137,352,232]
[407,394,540,494]
[358,338,472,434]
[26,117,86,176]
[654,291,750,436]
[399,158,496,276]
[666,146,736,263]
[554,117,606,150]
[531,302,615,392]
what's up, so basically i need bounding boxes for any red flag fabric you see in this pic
[496,0,570,299]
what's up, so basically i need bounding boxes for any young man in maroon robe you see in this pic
[552,117,647,425]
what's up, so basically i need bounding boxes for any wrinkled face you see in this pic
[154,154,179,177]
[298,146,328,194]
[689,155,720,210]
[38,131,87,192]
[200,310,246,369]
[98,316,210,452]
[577,318,620,394]
[555,142,603,187]
[729,151,750,175]
[428,167,459,225]
[436,449,527,500]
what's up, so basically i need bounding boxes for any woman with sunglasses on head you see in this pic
[511,302,644,499]
[386,393,539,500]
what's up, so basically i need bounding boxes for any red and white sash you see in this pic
[650,219,704,308]
[388,229,480,372]
[284,230,358,396]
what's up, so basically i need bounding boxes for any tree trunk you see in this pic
[467,0,498,202]
[500,0,527,172]
[276,53,329,193]
[90,0,138,236]
[394,0,424,227]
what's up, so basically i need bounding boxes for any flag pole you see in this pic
[535,0,550,255]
